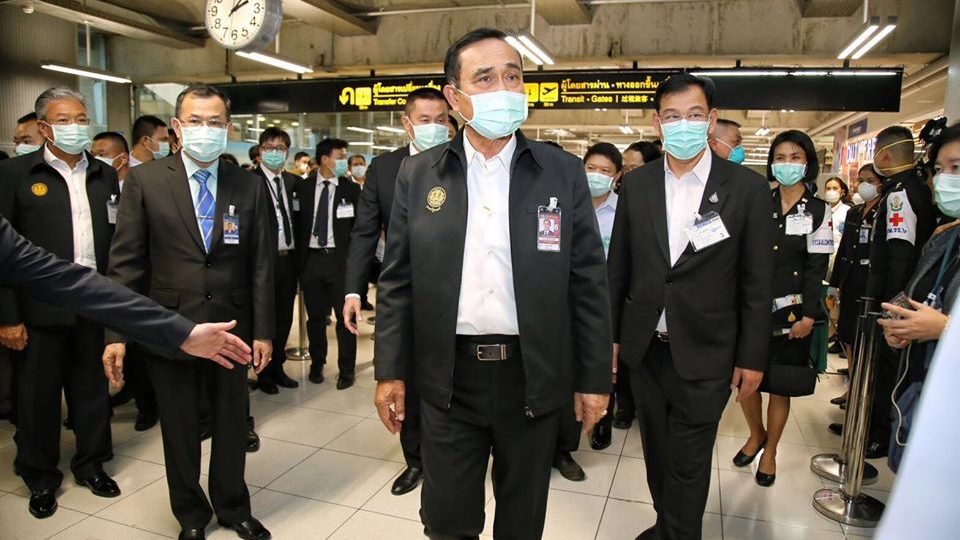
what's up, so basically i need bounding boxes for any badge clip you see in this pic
[228,204,236,216]
[547,197,558,211]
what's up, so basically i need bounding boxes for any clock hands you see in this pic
[228,0,249,16]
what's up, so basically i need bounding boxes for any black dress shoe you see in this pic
[391,466,423,495]
[276,373,299,389]
[78,472,121,497]
[217,517,271,540]
[635,525,656,540]
[612,409,634,430]
[179,528,206,540]
[257,381,279,395]
[135,411,159,432]
[838,367,850,377]
[28,489,57,519]
[247,429,260,453]
[109,387,134,408]
[308,366,324,384]
[827,341,843,354]
[755,470,776,487]
[361,301,375,311]
[732,437,767,468]
[828,423,843,436]
[62,416,73,430]
[553,451,585,482]
[200,429,212,441]
[830,396,847,406]
[336,374,355,390]
[590,423,612,450]
[865,440,888,459]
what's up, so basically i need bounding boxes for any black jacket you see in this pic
[106,154,275,346]
[253,166,299,256]
[374,130,612,417]
[830,202,880,293]
[0,148,119,327]
[345,145,411,295]
[608,153,775,380]
[293,174,362,272]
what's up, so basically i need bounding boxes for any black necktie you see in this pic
[313,180,330,246]
[273,175,291,246]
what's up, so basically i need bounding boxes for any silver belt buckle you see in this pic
[476,344,508,361]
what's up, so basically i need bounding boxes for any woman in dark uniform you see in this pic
[732,130,831,486]
[829,164,885,408]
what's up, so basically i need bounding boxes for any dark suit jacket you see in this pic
[293,174,362,272]
[374,130,612,416]
[345,145,410,295]
[253,166,298,256]
[608,153,775,380]
[0,214,193,357]
[106,154,275,346]
[0,148,119,327]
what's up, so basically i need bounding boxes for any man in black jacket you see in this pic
[373,29,611,539]
[0,87,122,519]
[607,74,775,540]
[343,86,452,496]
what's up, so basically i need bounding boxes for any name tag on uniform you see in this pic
[537,199,561,252]
[786,212,814,236]
[107,195,118,225]
[292,194,300,212]
[859,225,871,244]
[686,211,730,251]
[223,207,240,245]
[336,201,355,219]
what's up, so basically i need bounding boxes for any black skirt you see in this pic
[836,287,866,347]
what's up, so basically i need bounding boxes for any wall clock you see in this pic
[205,0,283,51]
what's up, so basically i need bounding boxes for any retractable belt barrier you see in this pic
[285,286,311,362]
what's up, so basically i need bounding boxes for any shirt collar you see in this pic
[128,155,143,168]
[181,151,219,182]
[319,173,339,186]
[663,149,711,185]
[408,142,420,156]
[596,191,619,213]
[44,143,88,170]
[463,132,517,170]
[259,162,282,180]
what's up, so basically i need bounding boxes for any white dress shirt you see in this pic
[260,163,295,251]
[310,174,338,249]
[658,150,712,332]
[594,192,618,259]
[408,142,420,156]
[181,153,219,242]
[44,145,97,269]
[456,135,520,336]
[128,155,143,168]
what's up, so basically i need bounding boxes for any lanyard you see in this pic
[925,234,959,308]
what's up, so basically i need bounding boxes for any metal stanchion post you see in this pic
[285,286,311,362]
[811,298,879,484]
[812,306,886,527]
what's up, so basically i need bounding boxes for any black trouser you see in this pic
[126,345,157,416]
[14,322,111,491]
[420,338,559,540]
[301,250,356,376]
[400,374,422,468]
[868,345,898,445]
[0,347,13,417]
[557,395,581,453]
[630,339,730,540]
[147,355,251,529]
[615,358,635,417]
[260,252,298,383]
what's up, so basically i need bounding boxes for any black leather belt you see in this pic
[278,249,292,257]
[655,331,670,343]
[310,247,336,255]
[455,335,521,361]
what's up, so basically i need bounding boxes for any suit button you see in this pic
[205,293,213,300]
[773,245,779,251]
[666,279,673,285]
[793,271,799,276]
[205,262,212,268]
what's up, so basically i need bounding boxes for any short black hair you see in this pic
[654,73,715,112]
[584,142,623,172]
[349,154,366,166]
[294,151,310,161]
[93,131,129,154]
[448,115,459,132]
[248,145,260,161]
[315,138,348,160]
[405,87,448,115]
[17,112,37,124]
[766,129,819,183]
[132,115,166,146]
[444,28,520,86]
[259,127,291,148]
[220,153,239,166]
[175,84,232,120]
[716,118,741,129]
[167,127,178,144]
[875,125,915,162]
[625,141,662,163]
[929,121,960,166]
[859,163,878,175]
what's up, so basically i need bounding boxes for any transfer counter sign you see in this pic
[337,79,444,111]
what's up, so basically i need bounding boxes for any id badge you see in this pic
[537,201,561,252]
[685,211,730,251]
[223,209,240,245]
[292,194,300,212]
[336,201,355,219]
[859,225,871,244]
[106,195,118,225]
[786,212,814,236]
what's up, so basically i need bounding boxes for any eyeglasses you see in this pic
[659,112,708,124]
[177,117,228,129]
[261,145,288,152]
[46,117,90,126]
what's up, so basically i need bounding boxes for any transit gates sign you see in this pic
[218,68,903,114]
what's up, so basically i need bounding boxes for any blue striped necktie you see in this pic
[194,169,214,252]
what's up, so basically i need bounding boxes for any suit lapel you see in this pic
[167,157,206,253]
[647,165,670,263]
[435,134,469,302]
[673,156,730,268]
[300,176,317,242]
[209,164,238,254]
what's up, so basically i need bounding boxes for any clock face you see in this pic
[205,0,280,50]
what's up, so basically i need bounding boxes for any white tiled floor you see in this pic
[0,311,894,539]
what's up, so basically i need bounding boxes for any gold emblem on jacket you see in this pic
[426,186,446,213]
[31,183,48,197]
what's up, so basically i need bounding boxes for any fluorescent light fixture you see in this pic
[691,70,790,77]
[236,50,313,74]
[376,125,406,134]
[619,125,634,135]
[41,62,131,83]
[347,126,375,134]
[828,70,897,76]
[349,141,374,146]
[505,36,542,66]
[851,19,897,60]
[838,17,880,60]
[517,31,555,65]
[754,127,771,137]
[372,145,397,151]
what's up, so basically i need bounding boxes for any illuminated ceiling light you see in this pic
[349,141,374,146]
[372,145,397,151]
[619,125,634,135]
[347,126,375,134]
[41,62,131,84]
[505,35,542,66]
[838,17,880,60]
[851,18,897,60]
[517,31,555,65]
[376,125,406,134]
[236,50,313,74]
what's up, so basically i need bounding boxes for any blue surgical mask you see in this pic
[412,123,450,151]
[458,88,528,140]
[728,145,746,164]
[179,125,228,163]
[586,172,614,197]
[351,165,367,178]
[47,123,90,155]
[261,149,287,170]
[933,172,960,218]
[333,158,349,177]
[660,120,709,160]
[151,139,170,160]
[15,143,41,156]
[772,162,807,186]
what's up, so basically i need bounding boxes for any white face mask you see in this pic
[857,182,879,202]
[824,190,841,204]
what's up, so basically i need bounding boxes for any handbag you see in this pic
[762,331,819,397]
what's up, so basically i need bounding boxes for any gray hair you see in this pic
[35,87,86,121]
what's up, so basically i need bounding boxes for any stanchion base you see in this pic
[810,453,878,485]
[285,347,311,362]
[813,488,885,528]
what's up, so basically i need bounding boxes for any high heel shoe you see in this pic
[732,437,767,467]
